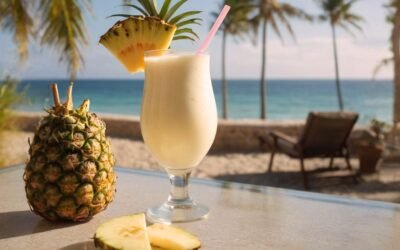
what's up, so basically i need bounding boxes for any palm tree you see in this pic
[253,0,311,120]
[315,0,363,111]
[0,0,91,80]
[375,1,400,133]
[211,0,255,119]
[388,1,400,127]
[0,0,34,62]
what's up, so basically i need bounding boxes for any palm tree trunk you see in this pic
[260,19,267,120]
[331,24,344,111]
[222,29,228,119]
[393,9,400,123]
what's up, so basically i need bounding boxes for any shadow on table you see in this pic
[59,241,165,250]
[0,210,80,240]
[213,166,358,191]
[59,241,96,250]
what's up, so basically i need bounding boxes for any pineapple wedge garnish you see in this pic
[148,223,201,250]
[100,0,201,73]
[94,214,151,250]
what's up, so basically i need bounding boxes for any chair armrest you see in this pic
[270,131,297,145]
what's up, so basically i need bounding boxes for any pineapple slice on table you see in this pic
[93,214,202,250]
[94,214,151,250]
[148,223,201,250]
[100,0,201,73]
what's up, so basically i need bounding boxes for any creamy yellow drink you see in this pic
[100,0,227,223]
[141,51,217,173]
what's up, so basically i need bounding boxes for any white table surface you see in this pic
[0,165,399,250]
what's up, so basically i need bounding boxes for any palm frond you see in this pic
[341,13,364,30]
[249,16,260,45]
[338,23,356,37]
[276,7,295,41]
[270,16,284,43]
[212,0,256,43]
[318,14,328,21]
[0,76,25,131]
[316,0,363,35]
[279,3,312,19]
[210,12,219,19]
[373,57,394,78]
[346,18,363,31]
[39,0,90,80]
[0,0,34,62]
[257,1,311,43]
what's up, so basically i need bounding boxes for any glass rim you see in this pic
[144,49,208,58]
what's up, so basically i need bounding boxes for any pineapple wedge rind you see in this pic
[148,223,201,250]
[94,214,151,250]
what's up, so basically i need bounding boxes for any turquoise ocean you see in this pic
[16,79,392,124]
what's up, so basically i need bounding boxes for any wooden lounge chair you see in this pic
[265,112,359,189]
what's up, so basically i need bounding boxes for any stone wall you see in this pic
[14,112,365,153]
[14,112,143,140]
[213,120,305,152]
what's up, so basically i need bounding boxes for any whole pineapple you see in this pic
[24,83,116,222]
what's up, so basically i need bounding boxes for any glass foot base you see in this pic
[146,200,209,224]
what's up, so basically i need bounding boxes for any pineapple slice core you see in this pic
[148,224,201,250]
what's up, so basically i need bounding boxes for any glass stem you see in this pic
[167,171,192,203]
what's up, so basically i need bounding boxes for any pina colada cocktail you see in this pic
[141,50,217,223]
[100,0,230,225]
[141,51,217,173]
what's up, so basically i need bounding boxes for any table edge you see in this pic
[4,164,400,212]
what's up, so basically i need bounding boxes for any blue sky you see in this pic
[0,0,393,80]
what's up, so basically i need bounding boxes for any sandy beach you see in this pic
[2,130,399,204]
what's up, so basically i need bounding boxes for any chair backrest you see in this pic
[298,112,358,157]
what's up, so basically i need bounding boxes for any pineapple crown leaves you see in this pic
[50,82,90,116]
[109,0,202,41]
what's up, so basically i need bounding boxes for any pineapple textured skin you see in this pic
[24,99,116,222]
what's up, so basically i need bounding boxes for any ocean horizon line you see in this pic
[11,79,393,124]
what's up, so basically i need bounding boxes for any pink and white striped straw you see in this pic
[197,5,231,54]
